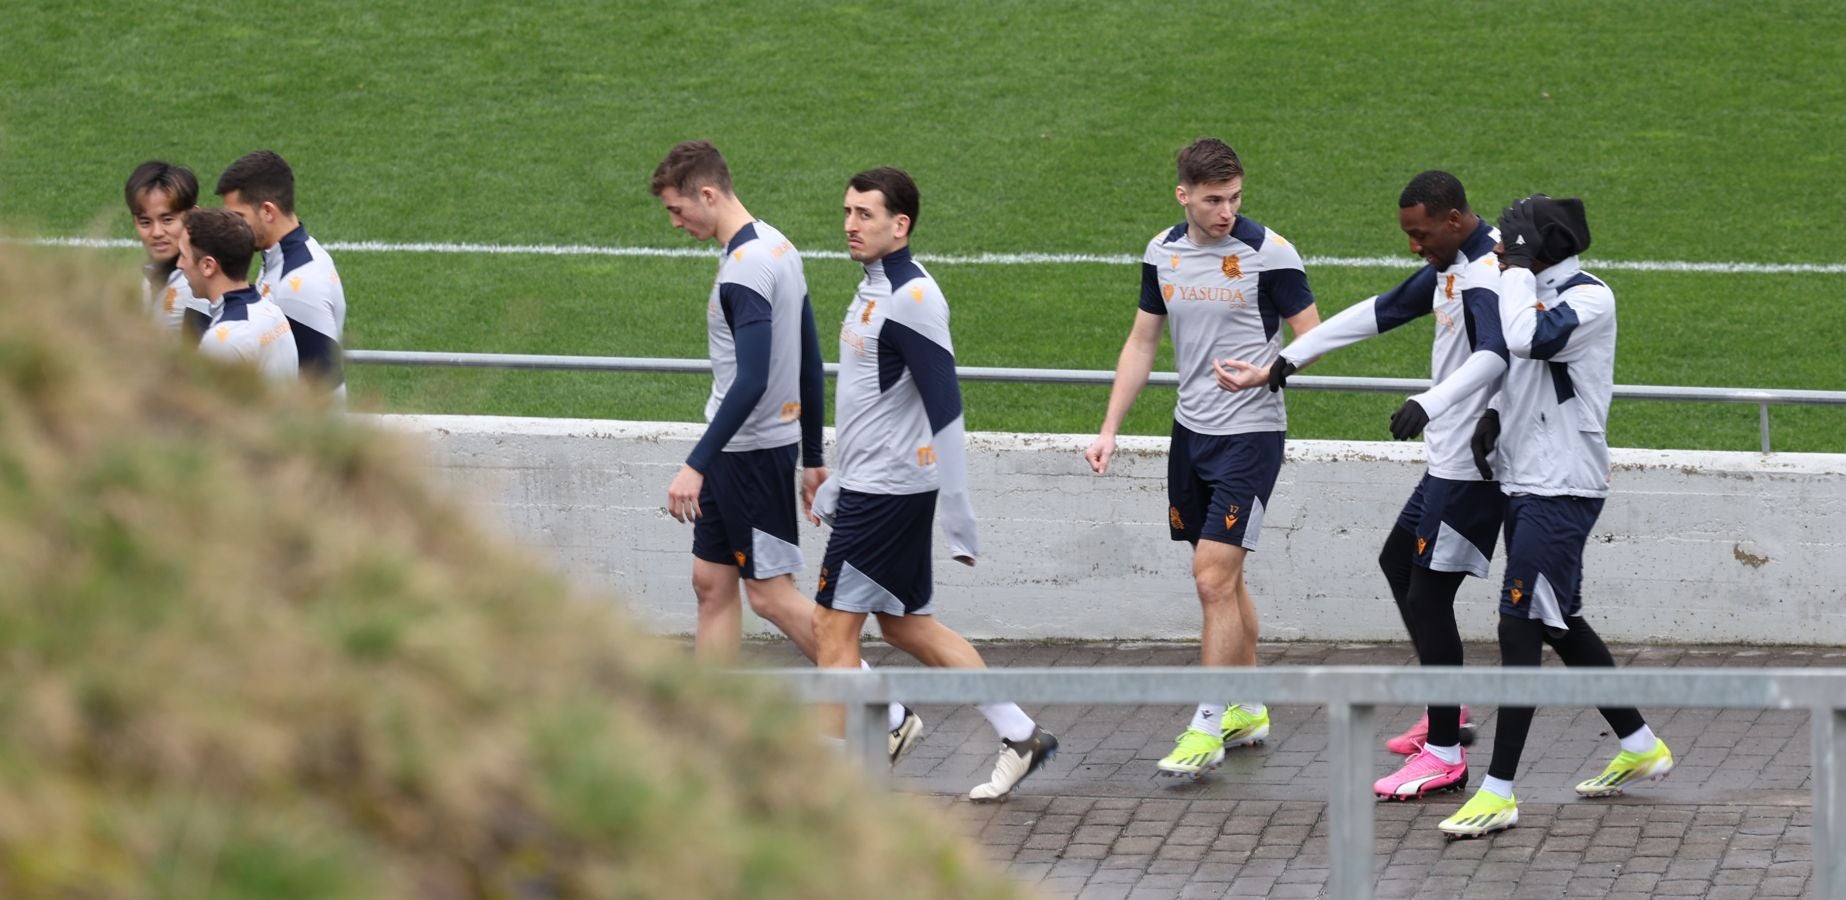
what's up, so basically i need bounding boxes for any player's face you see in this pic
[1399,203,1465,268]
[175,228,210,298]
[220,191,276,250]
[843,187,908,262]
[1176,177,1242,242]
[131,188,187,263]
[658,185,720,242]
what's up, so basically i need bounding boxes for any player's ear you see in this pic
[261,201,280,222]
[894,214,911,239]
[1174,184,1188,206]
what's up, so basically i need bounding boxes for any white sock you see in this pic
[1237,703,1265,717]
[1424,743,1462,765]
[1191,703,1228,733]
[978,702,1037,743]
[1619,724,1657,754]
[1481,776,1515,799]
[858,661,906,730]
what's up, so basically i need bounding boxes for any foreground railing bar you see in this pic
[343,350,1846,406]
[1326,702,1376,900]
[1817,706,1845,900]
[764,666,1846,709]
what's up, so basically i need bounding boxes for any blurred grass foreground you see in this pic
[0,243,1019,899]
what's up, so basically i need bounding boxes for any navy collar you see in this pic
[1456,218,1497,267]
[876,245,913,268]
[277,222,309,249]
[220,284,261,306]
[1537,256,1585,291]
[725,221,759,255]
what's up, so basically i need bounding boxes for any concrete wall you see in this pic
[382,415,1846,645]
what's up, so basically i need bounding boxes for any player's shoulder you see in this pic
[1231,216,1302,268]
[1149,221,1190,248]
[721,221,800,279]
[1555,269,1613,307]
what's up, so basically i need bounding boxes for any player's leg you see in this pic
[880,610,1057,801]
[1441,502,1534,837]
[691,558,743,664]
[1202,432,1281,750]
[1520,496,1673,796]
[1374,563,1473,800]
[1379,481,1430,752]
[813,605,869,739]
[689,456,744,663]
[743,575,820,660]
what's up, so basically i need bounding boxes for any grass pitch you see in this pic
[2,0,1840,450]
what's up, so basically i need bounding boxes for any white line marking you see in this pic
[18,236,1846,275]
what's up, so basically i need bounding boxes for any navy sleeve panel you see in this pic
[1371,265,1438,333]
[798,295,825,467]
[717,282,773,330]
[686,319,771,473]
[883,319,963,432]
[1530,302,1581,361]
[1461,286,1510,361]
[183,308,211,342]
[1259,266,1315,318]
[288,319,346,387]
[1139,263,1167,315]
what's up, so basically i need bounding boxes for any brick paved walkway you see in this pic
[755,640,1837,898]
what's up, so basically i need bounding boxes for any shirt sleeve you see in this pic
[1138,262,1167,315]
[884,282,978,561]
[685,313,771,473]
[798,294,825,468]
[1277,296,1380,365]
[1500,270,1615,363]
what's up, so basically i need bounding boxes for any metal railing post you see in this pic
[1327,701,1376,900]
[1760,402,1772,454]
[1815,705,1844,899]
[862,700,891,780]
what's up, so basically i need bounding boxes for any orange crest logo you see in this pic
[1224,504,1241,531]
[288,275,304,293]
[1220,255,1243,280]
[1417,537,1428,556]
[1161,283,1175,302]
[917,446,937,466]
[860,299,876,324]
[734,551,748,568]
[732,249,745,261]
[1444,273,1456,300]
[779,402,800,422]
[1168,506,1185,530]
[817,567,829,592]
[909,285,924,302]
[1509,579,1525,606]
[163,287,178,312]
[1170,254,1181,269]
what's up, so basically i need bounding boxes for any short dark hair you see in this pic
[1399,170,1471,216]
[215,150,296,215]
[125,160,199,215]
[847,167,921,234]
[1176,138,1244,187]
[650,140,733,197]
[183,208,256,282]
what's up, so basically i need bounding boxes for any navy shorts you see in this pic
[1499,494,1606,629]
[1395,474,1507,578]
[815,489,937,616]
[1168,423,1284,550]
[690,442,803,581]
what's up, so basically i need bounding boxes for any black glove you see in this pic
[1389,399,1429,441]
[1471,409,1500,480]
[1496,200,1539,270]
[1267,357,1298,393]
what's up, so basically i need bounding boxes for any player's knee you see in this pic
[741,578,785,618]
[692,570,733,606]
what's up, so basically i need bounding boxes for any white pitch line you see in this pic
[17,236,1846,275]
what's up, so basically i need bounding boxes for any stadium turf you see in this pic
[2,0,1840,450]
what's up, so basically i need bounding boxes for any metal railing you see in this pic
[345,350,1846,453]
[765,665,1846,900]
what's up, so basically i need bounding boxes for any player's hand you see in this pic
[1471,409,1500,480]
[1267,356,1298,393]
[1212,357,1267,392]
[1084,434,1116,475]
[666,464,704,522]
[801,466,828,525]
[1495,199,1539,270]
[1389,399,1430,440]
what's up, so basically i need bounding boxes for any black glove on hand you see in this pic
[1389,399,1430,441]
[1471,409,1500,479]
[1496,201,1540,269]
[1267,357,1298,393]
